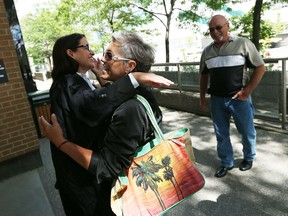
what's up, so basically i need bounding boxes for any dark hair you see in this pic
[51,33,85,80]
[111,31,155,72]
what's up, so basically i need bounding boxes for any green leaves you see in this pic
[20,0,287,66]
[230,1,278,51]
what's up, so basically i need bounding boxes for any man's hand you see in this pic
[38,114,66,147]
[132,72,174,88]
[232,89,250,101]
[200,97,209,112]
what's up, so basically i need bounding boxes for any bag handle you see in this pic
[136,95,186,148]
[113,95,187,187]
[136,95,165,140]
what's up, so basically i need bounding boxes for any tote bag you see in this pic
[111,95,205,216]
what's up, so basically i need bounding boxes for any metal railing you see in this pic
[151,58,288,130]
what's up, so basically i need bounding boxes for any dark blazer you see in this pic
[87,86,162,215]
[88,86,162,182]
[49,74,138,216]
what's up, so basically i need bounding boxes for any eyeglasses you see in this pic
[75,44,91,51]
[103,51,131,62]
[209,23,228,33]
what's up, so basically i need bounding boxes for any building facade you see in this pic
[0,0,41,179]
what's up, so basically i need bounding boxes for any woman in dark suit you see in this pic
[46,32,171,216]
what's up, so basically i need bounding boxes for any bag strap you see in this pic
[114,95,186,186]
[135,95,165,140]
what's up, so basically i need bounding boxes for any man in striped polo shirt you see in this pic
[199,14,266,178]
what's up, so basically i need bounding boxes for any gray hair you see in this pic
[111,31,155,72]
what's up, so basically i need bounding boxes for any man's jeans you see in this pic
[210,95,256,167]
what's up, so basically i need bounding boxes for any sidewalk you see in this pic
[0,169,54,216]
[0,107,288,216]
[160,107,288,216]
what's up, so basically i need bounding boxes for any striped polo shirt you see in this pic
[200,35,264,97]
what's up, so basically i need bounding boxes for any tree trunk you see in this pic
[165,0,176,63]
[252,0,263,51]
[165,28,170,63]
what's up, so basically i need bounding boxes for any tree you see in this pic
[252,0,263,50]
[178,0,288,52]
[231,2,277,52]
[56,0,153,53]
[131,0,178,63]
[131,0,246,63]
[21,0,154,71]
[21,2,80,70]
[251,0,288,50]
[21,0,288,67]
[230,0,288,51]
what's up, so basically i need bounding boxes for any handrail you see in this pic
[151,57,288,130]
[281,59,287,129]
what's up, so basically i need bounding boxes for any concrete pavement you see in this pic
[0,107,287,216]
[161,107,288,216]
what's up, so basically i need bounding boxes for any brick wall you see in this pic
[0,0,39,163]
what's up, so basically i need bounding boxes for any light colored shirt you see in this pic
[77,72,95,90]
[128,73,139,88]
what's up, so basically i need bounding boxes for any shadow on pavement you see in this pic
[38,107,288,216]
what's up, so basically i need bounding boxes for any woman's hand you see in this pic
[39,114,93,168]
[91,58,109,86]
[91,58,104,77]
[38,114,66,147]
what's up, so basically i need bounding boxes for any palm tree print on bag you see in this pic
[132,156,166,211]
[132,153,186,211]
[117,137,205,216]
[162,156,184,200]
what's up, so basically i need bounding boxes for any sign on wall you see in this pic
[0,59,8,84]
